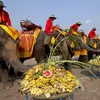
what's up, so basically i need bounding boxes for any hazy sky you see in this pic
[3,0,100,35]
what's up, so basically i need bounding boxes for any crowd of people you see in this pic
[0,1,98,40]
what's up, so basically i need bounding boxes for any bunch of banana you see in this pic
[30,88,43,96]
[19,63,79,98]
[88,56,100,66]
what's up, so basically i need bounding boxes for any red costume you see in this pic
[70,24,78,31]
[68,24,79,35]
[0,10,11,26]
[88,29,96,38]
[45,18,53,34]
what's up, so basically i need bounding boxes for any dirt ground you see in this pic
[0,58,100,100]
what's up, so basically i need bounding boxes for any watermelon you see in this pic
[43,70,52,78]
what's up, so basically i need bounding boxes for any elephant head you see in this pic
[66,34,100,53]
[82,38,100,52]
[86,37,100,60]
[44,30,72,70]
[0,27,29,73]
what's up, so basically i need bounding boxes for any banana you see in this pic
[19,63,79,97]
[88,55,100,66]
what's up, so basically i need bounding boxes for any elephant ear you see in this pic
[86,38,94,48]
[67,35,82,50]
[52,30,59,38]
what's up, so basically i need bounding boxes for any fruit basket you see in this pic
[19,62,80,99]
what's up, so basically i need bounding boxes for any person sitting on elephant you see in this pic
[44,15,57,45]
[68,22,82,35]
[20,19,42,35]
[67,22,82,56]
[0,1,11,26]
[88,27,98,39]
[20,19,42,31]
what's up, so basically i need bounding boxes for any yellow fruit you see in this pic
[19,63,79,98]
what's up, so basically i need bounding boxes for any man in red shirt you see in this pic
[68,22,82,35]
[0,1,11,26]
[68,22,82,56]
[45,15,56,34]
[44,15,57,45]
[88,27,97,39]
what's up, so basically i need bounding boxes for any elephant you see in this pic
[0,20,52,87]
[0,25,71,93]
[43,27,100,64]
[87,38,100,61]
[19,30,46,64]
[44,30,72,71]
[66,33,100,63]
[20,20,72,71]
[19,19,46,64]
[0,26,30,87]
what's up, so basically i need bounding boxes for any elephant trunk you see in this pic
[80,40,100,52]
[2,41,29,73]
[7,56,29,73]
[66,36,100,53]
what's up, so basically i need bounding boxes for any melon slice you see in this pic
[43,70,52,78]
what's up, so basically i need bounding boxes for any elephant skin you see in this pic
[66,35,100,62]
[44,30,72,71]
[0,27,30,86]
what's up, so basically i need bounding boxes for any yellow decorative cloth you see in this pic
[93,42,97,48]
[80,36,87,55]
[18,28,40,58]
[74,36,88,56]
[92,36,98,48]
[80,49,87,55]
[71,30,79,35]
[50,28,66,45]
[70,30,79,53]
[74,50,81,56]
[70,41,74,48]
[50,36,56,45]
[53,28,66,36]
[0,25,20,41]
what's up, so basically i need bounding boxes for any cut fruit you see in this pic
[43,70,52,78]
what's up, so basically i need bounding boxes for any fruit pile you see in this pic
[19,63,79,98]
[88,56,100,66]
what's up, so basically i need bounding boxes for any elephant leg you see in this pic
[88,51,93,61]
[79,55,88,63]
[0,61,9,83]
[0,68,9,83]
[44,45,50,59]
[34,45,45,63]
[0,61,13,88]
[64,53,72,71]
[60,40,72,71]
[9,66,15,76]
[0,68,14,88]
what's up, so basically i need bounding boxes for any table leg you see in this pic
[26,95,28,100]
[72,93,74,100]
